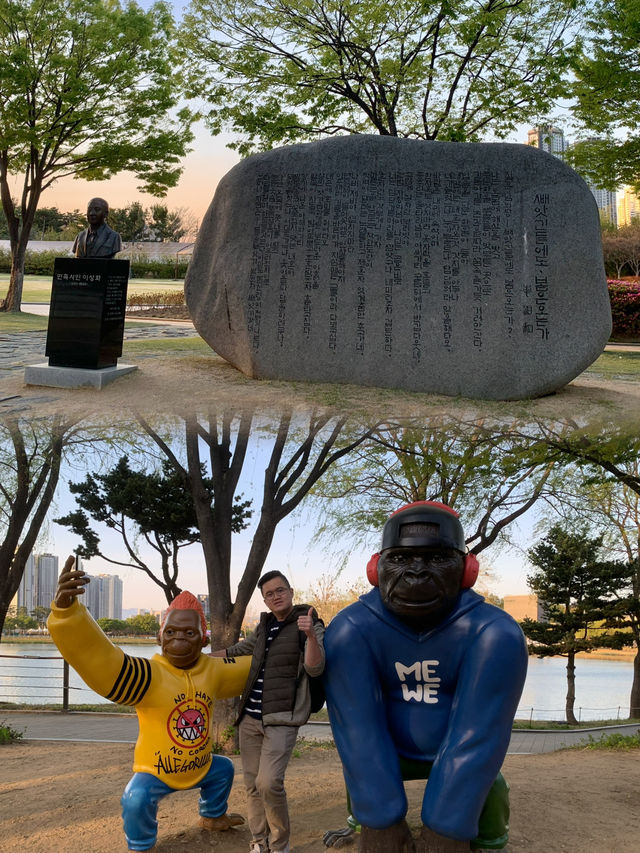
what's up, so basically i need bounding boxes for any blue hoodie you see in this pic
[324,587,527,841]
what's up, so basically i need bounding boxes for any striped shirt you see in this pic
[244,621,282,719]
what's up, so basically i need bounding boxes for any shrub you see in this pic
[125,253,189,280]
[608,279,640,340]
[0,721,23,744]
[0,249,189,279]
[582,731,640,750]
[126,290,186,309]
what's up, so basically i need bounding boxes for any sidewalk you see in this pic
[0,322,197,374]
[3,709,640,754]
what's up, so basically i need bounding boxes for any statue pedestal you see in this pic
[45,258,130,369]
[24,362,137,389]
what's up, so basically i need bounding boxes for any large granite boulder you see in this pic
[185,136,611,400]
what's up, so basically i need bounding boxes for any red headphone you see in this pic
[366,501,479,589]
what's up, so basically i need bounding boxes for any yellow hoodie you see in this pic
[48,600,250,790]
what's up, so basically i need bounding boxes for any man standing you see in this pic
[323,501,528,853]
[213,570,325,853]
[73,197,122,258]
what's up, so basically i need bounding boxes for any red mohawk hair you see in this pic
[161,591,207,636]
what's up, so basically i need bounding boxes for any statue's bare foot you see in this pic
[323,826,356,847]
[359,819,414,853]
[414,824,471,853]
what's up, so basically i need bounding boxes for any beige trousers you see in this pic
[239,715,299,852]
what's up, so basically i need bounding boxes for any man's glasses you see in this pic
[263,586,290,601]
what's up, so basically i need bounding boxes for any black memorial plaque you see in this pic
[45,258,130,369]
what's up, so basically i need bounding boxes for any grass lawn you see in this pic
[585,350,640,379]
[0,313,199,337]
[122,337,209,355]
[0,274,184,304]
[0,311,49,332]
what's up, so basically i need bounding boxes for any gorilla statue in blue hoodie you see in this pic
[323,501,528,853]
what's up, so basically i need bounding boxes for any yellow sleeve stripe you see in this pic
[106,655,151,705]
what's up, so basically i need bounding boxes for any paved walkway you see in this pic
[0,321,197,374]
[1,321,636,378]
[3,710,640,754]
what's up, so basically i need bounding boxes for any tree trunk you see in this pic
[211,696,241,753]
[630,648,640,719]
[2,250,26,313]
[0,417,71,639]
[0,164,41,312]
[565,652,578,725]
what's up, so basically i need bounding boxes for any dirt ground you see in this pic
[5,332,640,427]
[1,740,638,853]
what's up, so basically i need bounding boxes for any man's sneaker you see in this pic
[249,843,269,853]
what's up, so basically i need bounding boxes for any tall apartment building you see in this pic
[15,553,36,612]
[35,553,59,609]
[97,573,123,620]
[617,186,640,227]
[590,186,618,227]
[527,124,567,158]
[13,552,60,614]
[83,572,123,620]
[11,555,123,621]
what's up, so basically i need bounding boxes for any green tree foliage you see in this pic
[96,617,128,634]
[569,0,640,191]
[31,605,50,627]
[522,524,630,725]
[95,201,193,242]
[0,0,193,311]
[601,224,640,278]
[0,204,84,240]
[108,203,148,243]
[181,0,582,155]
[125,613,160,635]
[149,204,187,242]
[309,418,557,570]
[55,455,252,604]
[97,615,161,635]
[1,201,195,243]
[0,415,85,640]
[530,423,640,498]
[4,605,37,631]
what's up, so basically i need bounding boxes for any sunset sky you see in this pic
[12,124,242,230]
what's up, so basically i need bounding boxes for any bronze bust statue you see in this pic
[73,198,122,259]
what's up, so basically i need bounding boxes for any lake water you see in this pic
[0,642,635,721]
[0,642,160,707]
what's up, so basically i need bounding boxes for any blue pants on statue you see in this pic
[121,754,235,851]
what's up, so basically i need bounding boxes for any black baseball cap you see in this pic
[380,501,466,553]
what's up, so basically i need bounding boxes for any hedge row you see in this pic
[608,279,640,340]
[127,290,185,308]
[0,249,189,279]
